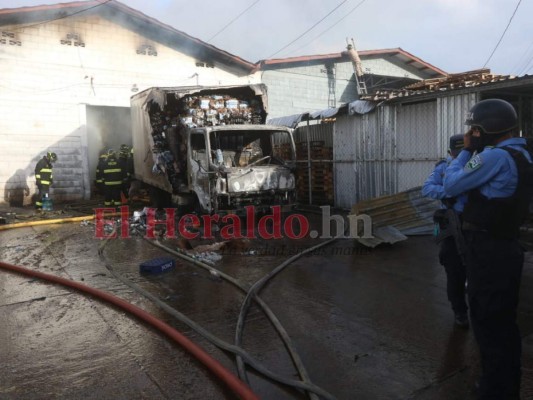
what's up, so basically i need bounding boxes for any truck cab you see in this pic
[186,125,296,214]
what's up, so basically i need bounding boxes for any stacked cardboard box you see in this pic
[177,95,263,128]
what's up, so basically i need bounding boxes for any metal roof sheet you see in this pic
[351,186,439,247]
[362,70,533,102]
[258,47,447,78]
[266,100,376,128]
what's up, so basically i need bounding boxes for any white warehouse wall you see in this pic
[0,13,260,205]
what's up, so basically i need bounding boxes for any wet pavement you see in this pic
[0,206,532,399]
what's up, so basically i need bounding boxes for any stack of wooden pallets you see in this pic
[295,141,334,205]
[273,143,293,161]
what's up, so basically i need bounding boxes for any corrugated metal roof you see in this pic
[266,100,376,128]
[362,69,533,101]
[257,47,447,78]
[350,186,439,247]
[266,113,307,129]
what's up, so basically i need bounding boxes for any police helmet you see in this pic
[449,134,464,157]
[464,99,517,134]
[47,152,58,162]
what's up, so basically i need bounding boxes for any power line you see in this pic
[519,56,533,76]
[482,0,522,68]
[267,0,349,59]
[512,39,533,75]
[207,0,261,43]
[10,0,112,32]
[290,0,368,55]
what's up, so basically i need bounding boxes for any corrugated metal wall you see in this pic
[278,92,482,209]
[437,93,479,158]
[334,111,396,208]
[293,122,334,147]
[333,95,479,208]
[395,100,438,191]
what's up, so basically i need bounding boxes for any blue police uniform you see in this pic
[422,157,468,320]
[444,137,530,199]
[423,156,467,212]
[444,136,530,399]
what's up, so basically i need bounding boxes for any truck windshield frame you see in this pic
[208,129,293,168]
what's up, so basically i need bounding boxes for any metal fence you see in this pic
[292,122,335,205]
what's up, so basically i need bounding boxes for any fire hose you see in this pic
[0,260,259,400]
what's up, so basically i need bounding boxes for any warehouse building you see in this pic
[0,0,446,206]
[0,1,259,205]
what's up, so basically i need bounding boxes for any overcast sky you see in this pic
[5,0,533,76]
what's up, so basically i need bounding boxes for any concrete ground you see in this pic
[0,204,532,400]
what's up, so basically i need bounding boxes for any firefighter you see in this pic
[102,149,124,207]
[34,151,57,210]
[118,144,133,201]
[444,99,530,398]
[95,150,108,194]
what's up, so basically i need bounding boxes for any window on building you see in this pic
[136,44,157,56]
[1,31,21,46]
[60,32,85,47]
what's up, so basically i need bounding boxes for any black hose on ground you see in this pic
[149,239,321,400]
[99,238,337,400]
[234,236,339,387]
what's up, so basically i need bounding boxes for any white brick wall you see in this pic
[263,56,430,119]
[361,56,428,79]
[263,61,357,119]
[0,14,260,205]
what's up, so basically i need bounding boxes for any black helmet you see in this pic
[449,134,464,157]
[47,151,57,162]
[119,144,130,158]
[465,99,517,135]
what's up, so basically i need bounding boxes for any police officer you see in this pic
[102,149,124,207]
[444,99,530,399]
[422,134,469,328]
[35,151,57,209]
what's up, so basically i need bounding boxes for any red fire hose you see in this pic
[0,260,259,400]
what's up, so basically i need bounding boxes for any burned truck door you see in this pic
[188,131,211,212]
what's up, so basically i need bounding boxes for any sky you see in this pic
[4,0,533,76]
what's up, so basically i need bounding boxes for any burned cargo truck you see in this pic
[130,85,297,214]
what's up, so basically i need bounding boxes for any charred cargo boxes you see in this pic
[131,85,297,214]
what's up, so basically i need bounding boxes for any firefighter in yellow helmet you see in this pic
[35,151,57,209]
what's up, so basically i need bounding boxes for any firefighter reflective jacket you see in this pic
[35,156,53,187]
[102,156,124,186]
[95,154,107,187]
